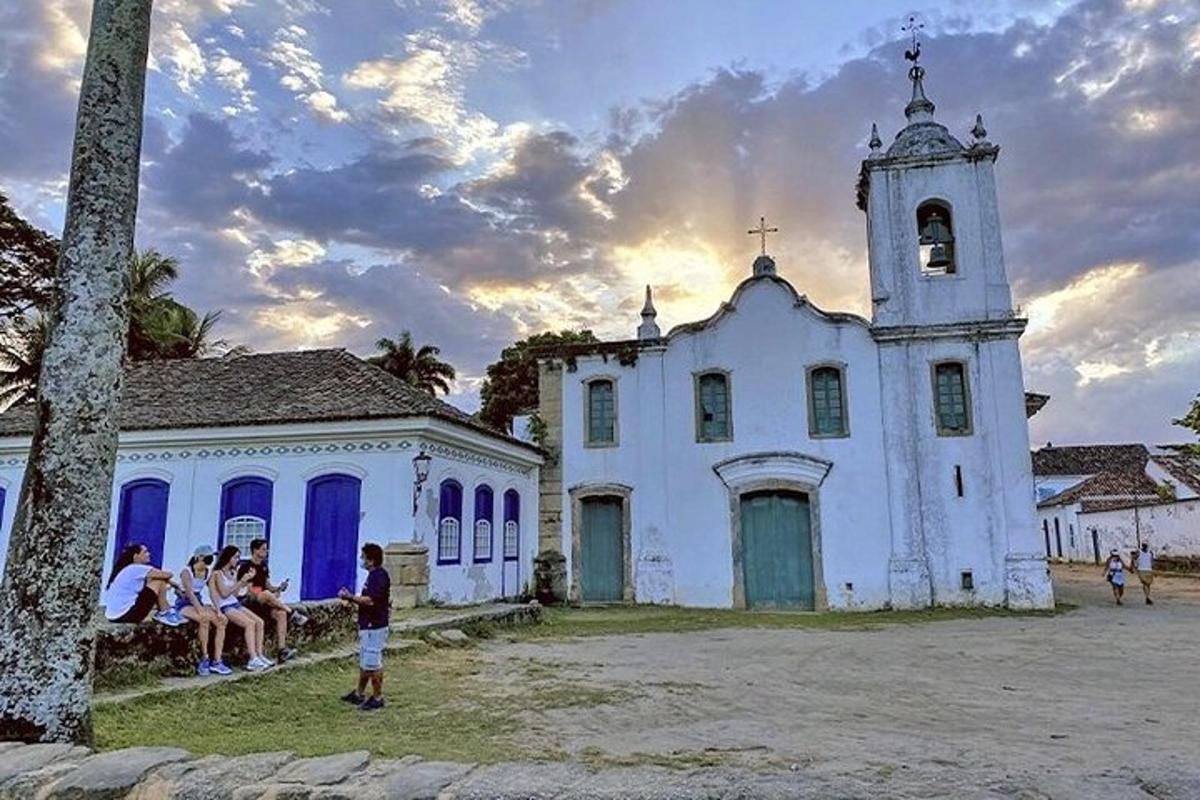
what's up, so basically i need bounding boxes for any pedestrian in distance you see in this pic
[339,543,391,711]
[1103,549,1128,605]
[1133,541,1155,605]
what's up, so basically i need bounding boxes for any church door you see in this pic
[301,473,361,600]
[580,496,623,602]
[740,490,814,609]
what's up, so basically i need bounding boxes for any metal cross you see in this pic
[903,15,924,63]
[747,216,779,256]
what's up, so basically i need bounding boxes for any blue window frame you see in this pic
[113,478,170,571]
[473,485,494,563]
[437,480,463,564]
[218,476,274,550]
[503,489,520,561]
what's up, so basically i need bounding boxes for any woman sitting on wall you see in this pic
[174,544,232,676]
[208,545,273,672]
[104,543,186,626]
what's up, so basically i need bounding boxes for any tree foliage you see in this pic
[1175,393,1200,453]
[367,330,457,396]
[479,329,598,432]
[0,201,231,407]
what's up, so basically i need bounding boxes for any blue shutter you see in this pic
[474,485,494,562]
[113,479,170,570]
[219,476,274,547]
[438,480,463,564]
[503,489,520,561]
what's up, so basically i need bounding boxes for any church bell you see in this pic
[923,210,952,269]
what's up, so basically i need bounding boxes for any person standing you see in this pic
[1134,542,1155,605]
[339,543,391,711]
[1103,549,1128,605]
[237,539,307,663]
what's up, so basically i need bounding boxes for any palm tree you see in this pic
[0,315,48,407]
[369,331,457,396]
[126,249,180,359]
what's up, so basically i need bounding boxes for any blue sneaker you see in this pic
[359,697,385,711]
[154,609,186,627]
[209,660,233,676]
[197,659,211,677]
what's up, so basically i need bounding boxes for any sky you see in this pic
[0,0,1197,446]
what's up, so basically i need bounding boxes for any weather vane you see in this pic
[902,15,924,65]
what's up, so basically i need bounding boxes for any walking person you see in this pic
[339,543,391,711]
[104,543,185,626]
[1103,549,1128,605]
[1134,542,1156,605]
[174,545,231,675]
[208,545,273,672]
[237,538,307,662]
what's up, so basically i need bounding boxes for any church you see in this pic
[534,58,1055,611]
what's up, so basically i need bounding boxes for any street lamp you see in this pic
[412,448,432,516]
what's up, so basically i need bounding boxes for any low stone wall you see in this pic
[1155,555,1200,575]
[95,599,356,681]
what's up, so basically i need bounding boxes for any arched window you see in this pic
[932,361,972,436]
[585,378,617,445]
[113,478,170,571]
[219,476,273,549]
[695,371,732,442]
[437,480,463,564]
[917,201,956,275]
[807,365,849,438]
[503,489,520,561]
[473,484,494,563]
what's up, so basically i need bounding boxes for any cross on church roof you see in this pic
[747,216,779,257]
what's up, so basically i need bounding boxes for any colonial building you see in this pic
[1034,443,1200,562]
[0,350,542,605]
[535,58,1054,611]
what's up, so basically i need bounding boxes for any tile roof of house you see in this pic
[1031,444,1149,476]
[1037,470,1160,509]
[0,349,538,452]
[1152,454,1200,494]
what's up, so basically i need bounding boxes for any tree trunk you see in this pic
[0,0,152,744]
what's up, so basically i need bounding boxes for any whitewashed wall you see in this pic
[0,417,540,605]
[1074,500,1200,559]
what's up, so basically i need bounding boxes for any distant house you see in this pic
[1032,444,1200,562]
[0,350,542,604]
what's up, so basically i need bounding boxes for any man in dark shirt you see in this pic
[338,543,391,710]
[237,538,307,662]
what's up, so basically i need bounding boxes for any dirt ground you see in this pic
[472,565,1200,798]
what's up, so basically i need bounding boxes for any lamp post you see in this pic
[412,449,432,517]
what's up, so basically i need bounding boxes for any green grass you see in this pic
[93,603,1065,760]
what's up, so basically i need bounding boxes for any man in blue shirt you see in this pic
[338,543,391,710]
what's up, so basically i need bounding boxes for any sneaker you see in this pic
[291,611,309,627]
[155,610,187,627]
[209,660,233,676]
[278,647,295,663]
[359,697,385,711]
[340,691,364,705]
[262,655,277,667]
[246,658,267,672]
[197,659,211,677]
[1146,598,1154,605]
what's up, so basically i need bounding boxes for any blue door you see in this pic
[301,474,361,600]
[219,476,274,548]
[114,479,170,569]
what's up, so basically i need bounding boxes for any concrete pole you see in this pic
[0,0,152,743]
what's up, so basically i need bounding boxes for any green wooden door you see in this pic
[741,491,814,609]
[580,497,624,602]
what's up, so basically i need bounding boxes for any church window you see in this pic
[503,489,520,561]
[437,480,463,564]
[932,361,972,436]
[223,515,266,552]
[695,371,732,442]
[473,484,494,563]
[807,365,848,438]
[917,201,956,275]
[585,378,617,446]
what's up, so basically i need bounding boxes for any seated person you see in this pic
[236,538,307,662]
[104,543,185,626]
[174,544,231,676]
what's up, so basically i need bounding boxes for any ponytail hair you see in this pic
[108,543,146,588]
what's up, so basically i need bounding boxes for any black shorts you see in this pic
[113,586,159,623]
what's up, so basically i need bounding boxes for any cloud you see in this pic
[210,49,256,114]
[264,24,349,122]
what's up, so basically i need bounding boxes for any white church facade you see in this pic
[535,61,1054,611]
[0,350,542,606]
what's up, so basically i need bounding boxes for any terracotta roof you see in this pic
[1038,470,1160,509]
[1031,444,1149,476]
[0,349,538,452]
[1153,454,1200,494]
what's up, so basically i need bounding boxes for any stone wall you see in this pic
[95,600,355,681]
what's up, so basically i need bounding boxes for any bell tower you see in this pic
[861,24,1054,612]
[857,35,1015,328]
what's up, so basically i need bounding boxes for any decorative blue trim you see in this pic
[473,484,494,563]
[503,489,520,562]
[437,479,463,565]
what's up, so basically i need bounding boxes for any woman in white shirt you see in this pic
[173,544,231,676]
[104,543,185,626]
[208,545,273,671]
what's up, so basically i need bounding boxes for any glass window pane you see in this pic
[588,380,615,443]
[811,368,845,435]
[935,363,969,432]
[698,373,729,439]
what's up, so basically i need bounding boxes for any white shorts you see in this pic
[359,628,387,671]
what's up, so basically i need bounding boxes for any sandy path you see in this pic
[475,566,1200,795]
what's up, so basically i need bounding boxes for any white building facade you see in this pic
[536,61,1053,611]
[0,350,542,605]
